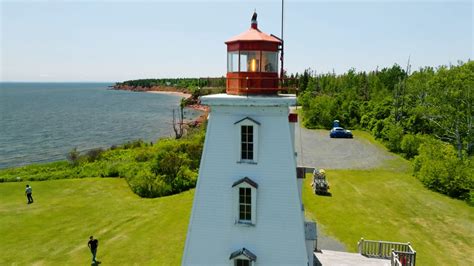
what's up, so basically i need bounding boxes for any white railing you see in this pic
[358,238,416,266]
[391,251,403,266]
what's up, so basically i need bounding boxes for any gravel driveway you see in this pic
[295,126,394,169]
[295,125,395,251]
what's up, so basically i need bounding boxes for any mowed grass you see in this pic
[303,167,474,265]
[1,144,473,265]
[0,178,193,265]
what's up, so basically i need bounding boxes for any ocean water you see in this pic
[0,82,200,169]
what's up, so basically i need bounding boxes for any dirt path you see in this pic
[295,127,395,170]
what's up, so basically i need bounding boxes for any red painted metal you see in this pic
[225,13,283,95]
[225,28,281,44]
[227,42,279,52]
[288,113,298,123]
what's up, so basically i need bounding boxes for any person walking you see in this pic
[88,236,99,264]
[25,184,33,204]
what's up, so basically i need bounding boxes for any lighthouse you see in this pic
[182,12,312,266]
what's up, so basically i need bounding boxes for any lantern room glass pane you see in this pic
[228,52,239,72]
[240,51,260,72]
[262,51,278,73]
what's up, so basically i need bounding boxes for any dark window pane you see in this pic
[248,134,253,142]
[235,259,250,266]
[248,152,253,160]
[240,125,255,161]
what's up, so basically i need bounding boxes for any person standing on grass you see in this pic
[88,236,99,263]
[25,184,33,204]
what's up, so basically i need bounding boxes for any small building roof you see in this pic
[232,177,259,189]
[229,248,257,261]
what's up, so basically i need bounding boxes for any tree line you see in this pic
[116,77,226,89]
[297,61,473,204]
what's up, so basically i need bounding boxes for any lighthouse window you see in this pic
[228,51,239,72]
[235,117,259,163]
[232,177,258,225]
[240,51,260,72]
[235,259,250,266]
[239,187,252,221]
[241,125,254,160]
[262,51,278,73]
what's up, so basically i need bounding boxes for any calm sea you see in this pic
[0,82,200,169]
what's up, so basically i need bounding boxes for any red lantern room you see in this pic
[225,12,282,95]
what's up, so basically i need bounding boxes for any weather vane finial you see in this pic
[251,10,258,29]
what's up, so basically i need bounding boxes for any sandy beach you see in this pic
[146,90,191,98]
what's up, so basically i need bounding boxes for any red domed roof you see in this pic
[225,27,281,44]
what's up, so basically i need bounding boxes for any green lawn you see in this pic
[1,160,473,265]
[0,178,193,265]
[303,167,474,265]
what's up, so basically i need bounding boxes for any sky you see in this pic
[1,0,473,82]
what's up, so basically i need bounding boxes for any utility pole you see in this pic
[280,0,284,80]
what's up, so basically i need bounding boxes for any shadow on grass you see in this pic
[315,192,332,197]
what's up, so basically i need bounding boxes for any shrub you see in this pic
[66,147,80,166]
[122,139,146,149]
[414,138,473,201]
[85,148,104,162]
[400,134,426,159]
[381,122,403,152]
[135,150,154,162]
[127,170,171,198]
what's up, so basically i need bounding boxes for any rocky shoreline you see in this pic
[112,84,209,125]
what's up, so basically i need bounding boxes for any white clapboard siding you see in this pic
[183,94,308,266]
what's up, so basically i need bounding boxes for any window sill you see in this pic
[237,160,257,165]
[236,220,255,227]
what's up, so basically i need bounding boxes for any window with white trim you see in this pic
[234,117,260,163]
[239,187,252,221]
[241,125,254,160]
[232,177,258,225]
[235,259,250,266]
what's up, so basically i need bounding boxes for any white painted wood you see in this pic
[183,94,308,266]
[315,250,391,266]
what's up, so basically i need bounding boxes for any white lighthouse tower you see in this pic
[183,12,312,266]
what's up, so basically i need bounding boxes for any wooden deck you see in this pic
[314,250,391,266]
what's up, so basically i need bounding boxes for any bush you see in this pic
[400,134,426,159]
[122,139,146,149]
[127,170,171,198]
[67,147,80,166]
[414,138,473,201]
[381,122,403,152]
[85,148,104,162]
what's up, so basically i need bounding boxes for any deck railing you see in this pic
[357,238,416,266]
